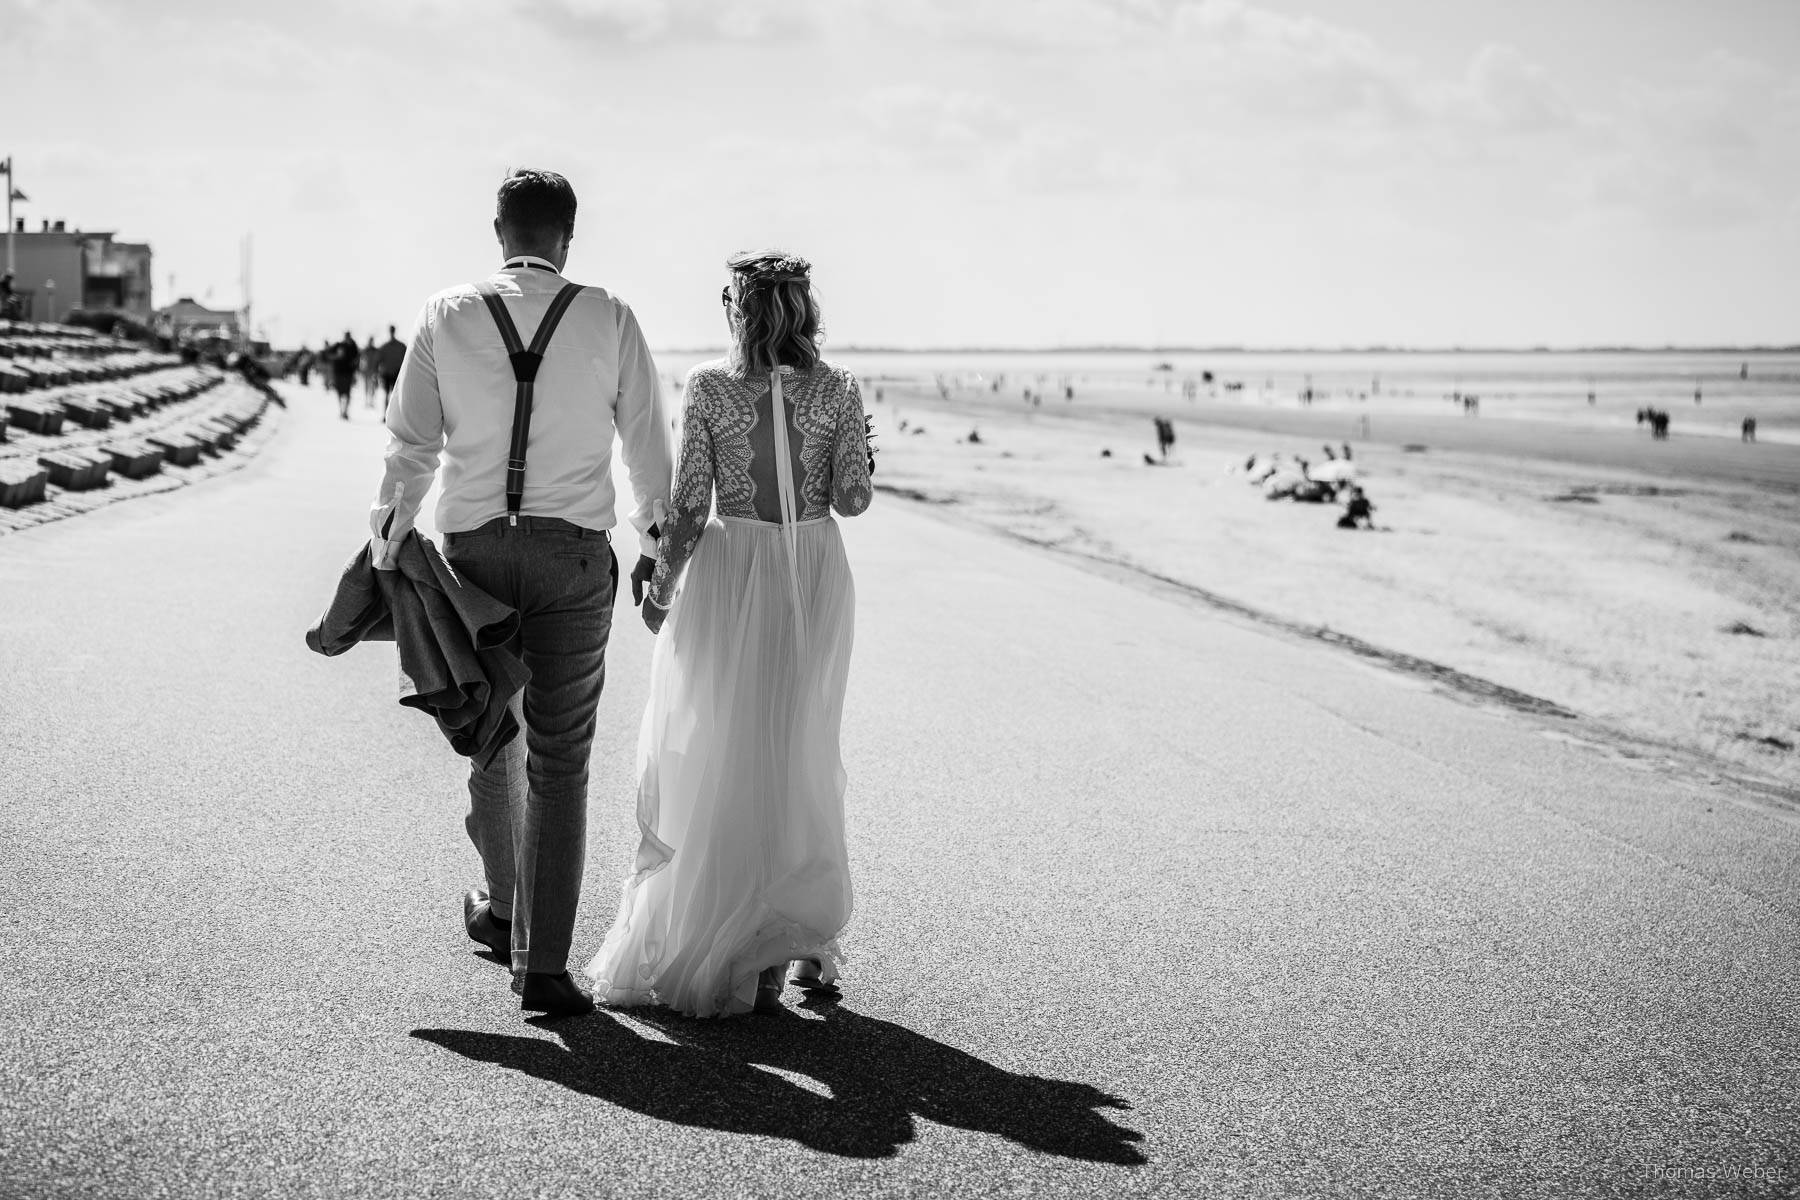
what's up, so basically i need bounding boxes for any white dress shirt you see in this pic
[372,257,673,558]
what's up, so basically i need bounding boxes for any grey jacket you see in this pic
[306,532,528,768]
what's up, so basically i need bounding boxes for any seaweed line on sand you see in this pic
[873,480,1800,812]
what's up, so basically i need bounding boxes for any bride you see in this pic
[585,249,874,1016]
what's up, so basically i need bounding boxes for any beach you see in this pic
[850,371,1800,791]
[662,348,1800,447]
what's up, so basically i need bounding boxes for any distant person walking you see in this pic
[377,324,405,415]
[1742,416,1757,443]
[296,344,314,386]
[360,337,380,408]
[1154,417,1175,460]
[330,330,358,418]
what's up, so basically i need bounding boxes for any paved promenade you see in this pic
[1,383,1796,1198]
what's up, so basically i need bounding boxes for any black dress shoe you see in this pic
[520,971,596,1017]
[463,889,511,963]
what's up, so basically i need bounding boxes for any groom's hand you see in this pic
[370,536,400,571]
[629,555,657,605]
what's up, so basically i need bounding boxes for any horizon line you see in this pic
[652,343,1800,356]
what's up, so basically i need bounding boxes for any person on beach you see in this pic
[585,248,874,1018]
[369,168,674,1017]
[376,324,405,415]
[1742,416,1756,443]
[1338,486,1375,530]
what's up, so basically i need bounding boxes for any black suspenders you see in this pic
[473,280,586,526]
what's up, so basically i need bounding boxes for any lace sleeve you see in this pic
[648,378,716,607]
[831,372,873,518]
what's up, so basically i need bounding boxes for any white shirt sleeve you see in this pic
[611,303,674,559]
[371,300,443,543]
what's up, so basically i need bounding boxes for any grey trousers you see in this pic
[444,515,617,975]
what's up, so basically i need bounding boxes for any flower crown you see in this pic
[761,255,811,283]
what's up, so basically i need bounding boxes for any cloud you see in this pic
[1168,0,1419,125]
[854,85,1136,194]
[0,0,103,51]
[854,0,1165,49]
[1583,49,1800,230]
[524,0,829,44]
[859,86,1024,168]
[1003,126,1135,193]
[1460,43,1573,134]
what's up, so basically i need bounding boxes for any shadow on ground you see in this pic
[413,995,1146,1163]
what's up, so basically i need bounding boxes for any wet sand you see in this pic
[917,384,1800,492]
[868,382,1800,791]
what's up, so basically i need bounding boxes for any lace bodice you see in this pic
[649,359,872,606]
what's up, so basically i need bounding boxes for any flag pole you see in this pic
[3,156,14,277]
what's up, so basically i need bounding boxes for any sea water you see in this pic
[657,349,1800,443]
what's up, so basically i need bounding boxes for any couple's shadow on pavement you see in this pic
[413,994,1146,1163]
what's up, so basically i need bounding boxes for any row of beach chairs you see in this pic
[0,365,270,510]
[0,347,176,394]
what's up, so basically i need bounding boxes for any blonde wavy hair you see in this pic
[724,249,822,375]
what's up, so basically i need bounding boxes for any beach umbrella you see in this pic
[1311,460,1358,483]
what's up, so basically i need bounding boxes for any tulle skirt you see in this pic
[584,514,855,1016]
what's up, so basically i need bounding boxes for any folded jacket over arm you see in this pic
[305,531,529,768]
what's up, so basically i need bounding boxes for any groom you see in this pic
[370,168,673,1015]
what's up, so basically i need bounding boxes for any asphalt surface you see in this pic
[1,382,1797,1199]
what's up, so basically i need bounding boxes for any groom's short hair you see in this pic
[496,168,577,248]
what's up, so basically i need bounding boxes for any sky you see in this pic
[2,0,1796,349]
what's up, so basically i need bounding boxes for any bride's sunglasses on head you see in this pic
[720,286,734,310]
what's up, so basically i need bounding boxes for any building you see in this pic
[83,234,154,317]
[4,218,155,323]
[156,296,241,343]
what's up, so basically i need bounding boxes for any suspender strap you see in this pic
[473,280,585,524]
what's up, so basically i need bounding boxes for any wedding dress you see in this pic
[585,359,872,1016]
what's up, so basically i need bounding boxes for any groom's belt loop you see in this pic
[474,280,586,527]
